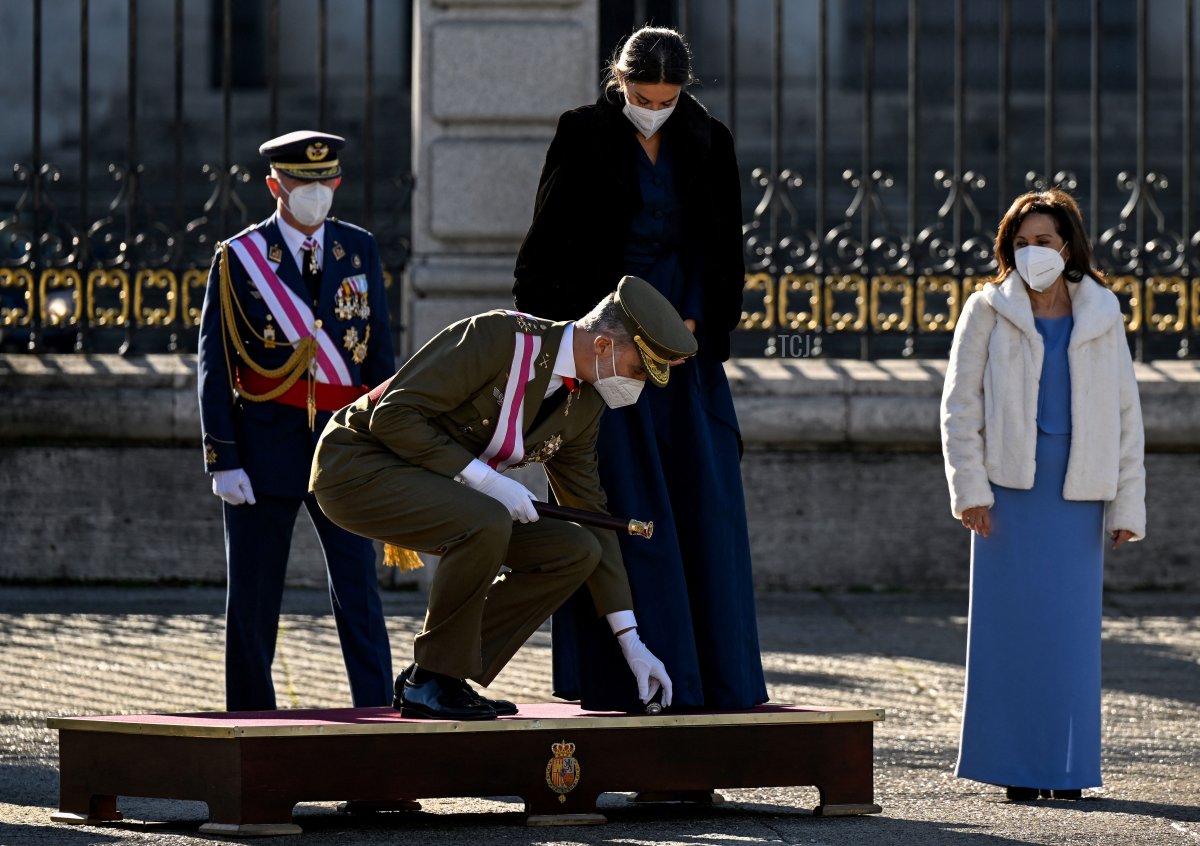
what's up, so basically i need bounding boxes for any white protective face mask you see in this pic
[1014,243,1067,292]
[622,99,675,139]
[279,181,334,227]
[593,344,645,409]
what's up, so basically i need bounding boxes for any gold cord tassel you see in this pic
[383,544,424,571]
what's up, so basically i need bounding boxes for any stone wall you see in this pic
[1,354,1197,590]
[405,0,597,353]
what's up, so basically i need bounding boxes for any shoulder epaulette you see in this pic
[223,221,263,248]
[326,217,373,238]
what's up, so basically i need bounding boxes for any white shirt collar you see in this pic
[275,214,324,273]
[543,323,578,399]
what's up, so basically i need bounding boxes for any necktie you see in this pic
[301,238,321,304]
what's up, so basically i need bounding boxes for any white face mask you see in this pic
[1014,243,1067,292]
[279,181,334,227]
[593,343,645,409]
[622,99,675,139]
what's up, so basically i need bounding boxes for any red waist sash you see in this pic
[237,368,366,412]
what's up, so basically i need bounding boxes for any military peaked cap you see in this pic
[259,130,344,180]
[613,275,698,387]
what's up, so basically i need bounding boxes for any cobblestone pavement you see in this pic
[1,587,1198,845]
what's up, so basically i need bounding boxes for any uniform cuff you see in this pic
[605,609,637,634]
[455,458,492,487]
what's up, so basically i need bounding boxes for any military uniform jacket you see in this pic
[311,311,634,616]
[197,213,396,498]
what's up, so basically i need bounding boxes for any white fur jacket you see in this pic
[940,272,1146,540]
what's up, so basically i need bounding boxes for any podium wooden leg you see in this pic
[523,788,606,825]
[50,793,123,825]
[200,795,302,837]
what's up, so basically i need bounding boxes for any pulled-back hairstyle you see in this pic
[991,188,1102,284]
[604,26,696,91]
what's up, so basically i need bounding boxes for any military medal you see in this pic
[343,326,359,351]
[335,280,355,321]
[263,316,277,349]
[528,434,563,464]
[352,254,362,269]
[332,241,345,261]
[563,376,579,416]
[351,325,370,365]
[267,243,283,263]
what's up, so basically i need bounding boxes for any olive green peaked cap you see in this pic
[613,275,698,387]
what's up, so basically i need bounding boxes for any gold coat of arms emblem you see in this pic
[544,740,580,803]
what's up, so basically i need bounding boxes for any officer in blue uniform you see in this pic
[197,130,396,711]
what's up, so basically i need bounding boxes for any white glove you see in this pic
[457,459,539,524]
[212,468,256,506]
[616,628,673,708]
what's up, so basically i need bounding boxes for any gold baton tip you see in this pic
[628,519,654,539]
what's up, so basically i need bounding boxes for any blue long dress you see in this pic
[957,314,1105,790]
[550,140,768,712]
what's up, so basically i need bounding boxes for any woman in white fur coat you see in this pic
[941,189,1145,803]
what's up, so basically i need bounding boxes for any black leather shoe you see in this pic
[400,674,497,721]
[476,694,518,717]
[393,665,515,715]
[1006,786,1039,801]
[1051,789,1082,800]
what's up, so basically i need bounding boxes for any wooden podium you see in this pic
[49,703,884,836]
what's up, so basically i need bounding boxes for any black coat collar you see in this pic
[594,88,713,155]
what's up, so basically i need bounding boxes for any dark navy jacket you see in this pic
[197,213,396,498]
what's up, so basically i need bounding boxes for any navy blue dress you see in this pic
[957,315,1105,790]
[551,141,768,712]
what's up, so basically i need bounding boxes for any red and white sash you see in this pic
[479,328,542,472]
[227,230,354,386]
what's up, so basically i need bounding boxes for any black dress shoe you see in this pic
[1051,789,1082,800]
[400,674,497,721]
[1005,786,1039,801]
[393,664,516,715]
[475,694,518,716]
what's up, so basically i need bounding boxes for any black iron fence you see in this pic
[683,0,1197,360]
[5,1,1198,361]
[0,0,412,355]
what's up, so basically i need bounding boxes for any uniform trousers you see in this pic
[315,465,602,686]
[223,493,393,711]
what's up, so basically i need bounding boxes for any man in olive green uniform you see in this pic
[311,276,697,720]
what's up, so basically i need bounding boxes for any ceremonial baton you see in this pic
[532,502,654,539]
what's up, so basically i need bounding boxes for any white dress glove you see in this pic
[457,459,539,524]
[212,468,256,506]
[616,628,673,708]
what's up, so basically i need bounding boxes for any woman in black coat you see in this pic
[514,26,767,712]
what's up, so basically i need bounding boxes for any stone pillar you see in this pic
[406,0,597,353]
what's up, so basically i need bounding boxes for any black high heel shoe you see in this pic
[1006,786,1039,801]
[1051,789,1082,800]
